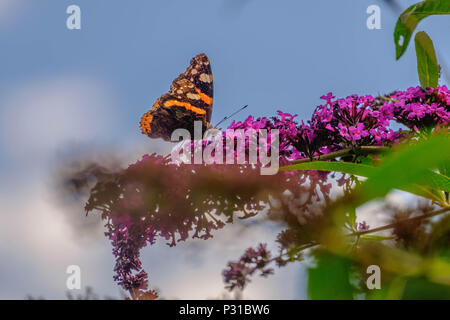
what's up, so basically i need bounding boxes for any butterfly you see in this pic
[140,53,214,141]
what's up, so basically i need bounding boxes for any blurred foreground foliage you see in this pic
[284,132,450,299]
[61,127,449,300]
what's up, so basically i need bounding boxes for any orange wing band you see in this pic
[195,88,213,105]
[163,100,206,115]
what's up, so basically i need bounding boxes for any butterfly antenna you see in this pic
[215,105,248,127]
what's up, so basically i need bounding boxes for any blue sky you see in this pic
[0,0,448,299]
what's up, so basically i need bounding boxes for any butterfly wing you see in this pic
[140,53,214,141]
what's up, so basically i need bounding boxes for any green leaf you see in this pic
[367,277,406,300]
[394,0,450,60]
[356,133,450,205]
[281,161,375,176]
[281,160,450,193]
[308,251,355,299]
[360,235,393,241]
[427,171,450,192]
[359,155,375,166]
[415,31,439,88]
[402,277,450,299]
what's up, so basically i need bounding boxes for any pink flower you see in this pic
[320,92,335,105]
[349,123,368,141]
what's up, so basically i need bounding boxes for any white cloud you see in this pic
[0,75,120,161]
[0,186,117,299]
[0,74,124,298]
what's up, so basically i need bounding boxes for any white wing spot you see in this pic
[187,93,200,100]
[199,73,212,83]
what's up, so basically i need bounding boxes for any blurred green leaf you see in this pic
[360,235,394,241]
[427,170,450,192]
[348,206,357,228]
[282,161,375,176]
[281,158,450,195]
[428,256,450,286]
[394,0,450,60]
[356,133,450,204]
[359,155,375,166]
[402,277,450,299]
[366,277,407,300]
[415,31,439,88]
[308,251,356,299]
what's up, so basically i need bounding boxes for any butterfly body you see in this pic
[140,53,214,141]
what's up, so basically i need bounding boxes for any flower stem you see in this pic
[351,207,450,237]
[290,146,389,164]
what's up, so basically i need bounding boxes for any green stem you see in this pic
[290,146,389,164]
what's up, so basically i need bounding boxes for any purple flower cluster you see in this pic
[226,97,398,163]
[86,154,324,294]
[355,221,370,232]
[108,221,149,291]
[222,244,273,291]
[378,86,450,130]
[310,92,402,150]
[224,86,449,163]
